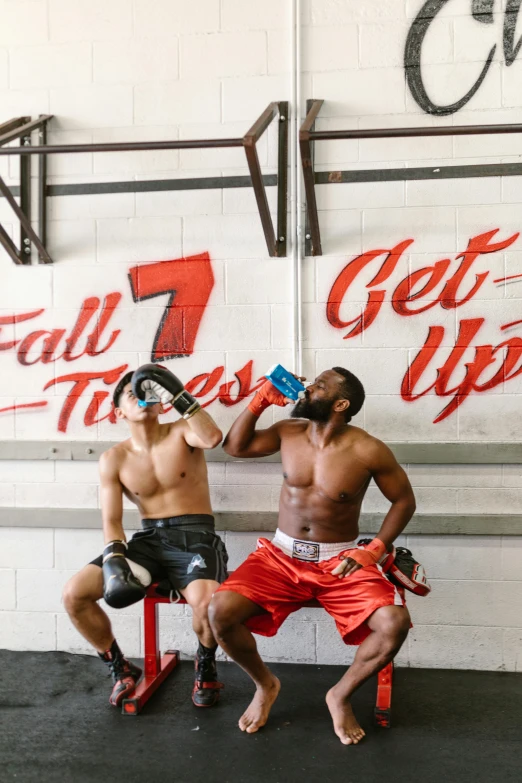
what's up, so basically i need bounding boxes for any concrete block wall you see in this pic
[0,461,521,671]
[0,0,521,669]
[1,521,521,672]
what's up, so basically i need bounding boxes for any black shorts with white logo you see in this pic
[89,514,228,591]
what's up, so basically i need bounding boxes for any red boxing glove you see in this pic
[247,380,289,417]
[381,546,431,596]
[331,538,386,577]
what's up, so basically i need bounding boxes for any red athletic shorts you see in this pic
[217,537,406,646]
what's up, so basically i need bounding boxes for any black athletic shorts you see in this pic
[89,514,228,591]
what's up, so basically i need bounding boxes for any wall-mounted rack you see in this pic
[0,102,288,263]
[300,98,522,256]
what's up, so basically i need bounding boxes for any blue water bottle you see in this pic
[265,364,306,401]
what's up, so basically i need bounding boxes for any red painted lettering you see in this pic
[328,230,518,339]
[85,292,122,356]
[218,361,264,406]
[128,253,214,361]
[402,317,522,423]
[392,259,451,315]
[327,241,413,338]
[439,229,518,309]
[45,365,127,433]
[185,367,225,408]
[84,391,117,427]
[0,310,44,352]
[62,297,100,361]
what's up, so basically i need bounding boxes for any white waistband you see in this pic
[272,528,357,562]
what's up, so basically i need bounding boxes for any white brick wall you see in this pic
[10,44,93,90]
[180,32,267,78]
[134,0,220,37]
[0,1,49,47]
[94,39,179,85]
[50,85,134,129]
[0,0,521,671]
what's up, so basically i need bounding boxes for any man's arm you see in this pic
[332,440,416,579]
[183,409,223,450]
[132,364,222,449]
[99,450,125,544]
[223,378,297,457]
[98,450,151,608]
[223,408,283,458]
[367,440,416,550]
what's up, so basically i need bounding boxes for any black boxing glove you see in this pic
[132,363,201,419]
[102,541,149,609]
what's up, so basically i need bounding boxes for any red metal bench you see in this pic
[122,581,394,727]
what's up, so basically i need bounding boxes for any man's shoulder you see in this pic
[278,418,308,437]
[99,441,128,472]
[163,420,182,435]
[159,420,208,452]
[161,419,192,443]
[349,427,393,467]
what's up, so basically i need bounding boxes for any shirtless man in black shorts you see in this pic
[210,367,416,744]
[63,365,228,708]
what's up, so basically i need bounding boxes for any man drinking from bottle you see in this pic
[62,364,228,709]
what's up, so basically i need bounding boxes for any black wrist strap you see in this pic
[173,390,201,419]
[103,540,127,561]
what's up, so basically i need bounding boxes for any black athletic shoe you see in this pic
[192,651,223,708]
[108,658,142,707]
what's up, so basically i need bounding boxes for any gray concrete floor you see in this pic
[0,650,520,783]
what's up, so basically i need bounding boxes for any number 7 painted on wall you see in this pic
[128,252,215,362]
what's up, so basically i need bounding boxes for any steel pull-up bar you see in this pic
[0,138,245,154]
[0,103,289,264]
[300,98,522,256]
[309,123,522,141]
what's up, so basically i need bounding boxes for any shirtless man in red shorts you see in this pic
[209,366,416,745]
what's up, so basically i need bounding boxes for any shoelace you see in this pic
[195,654,217,683]
[108,659,133,682]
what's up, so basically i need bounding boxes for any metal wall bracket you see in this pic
[0,115,52,264]
[299,99,522,256]
[243,101,288,257]
[0,103,289,262]
[300,99,323,257]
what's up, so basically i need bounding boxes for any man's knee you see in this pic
[62,568,101,616]
[208,593,237,638]
[184,582,217,618]
[62,577,84,615]
[374,607,410,649]
[189,594,212,621]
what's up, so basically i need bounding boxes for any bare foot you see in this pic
[326,687,366,745]
[238,675,281,734]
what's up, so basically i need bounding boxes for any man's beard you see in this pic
[291,396,334,423]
